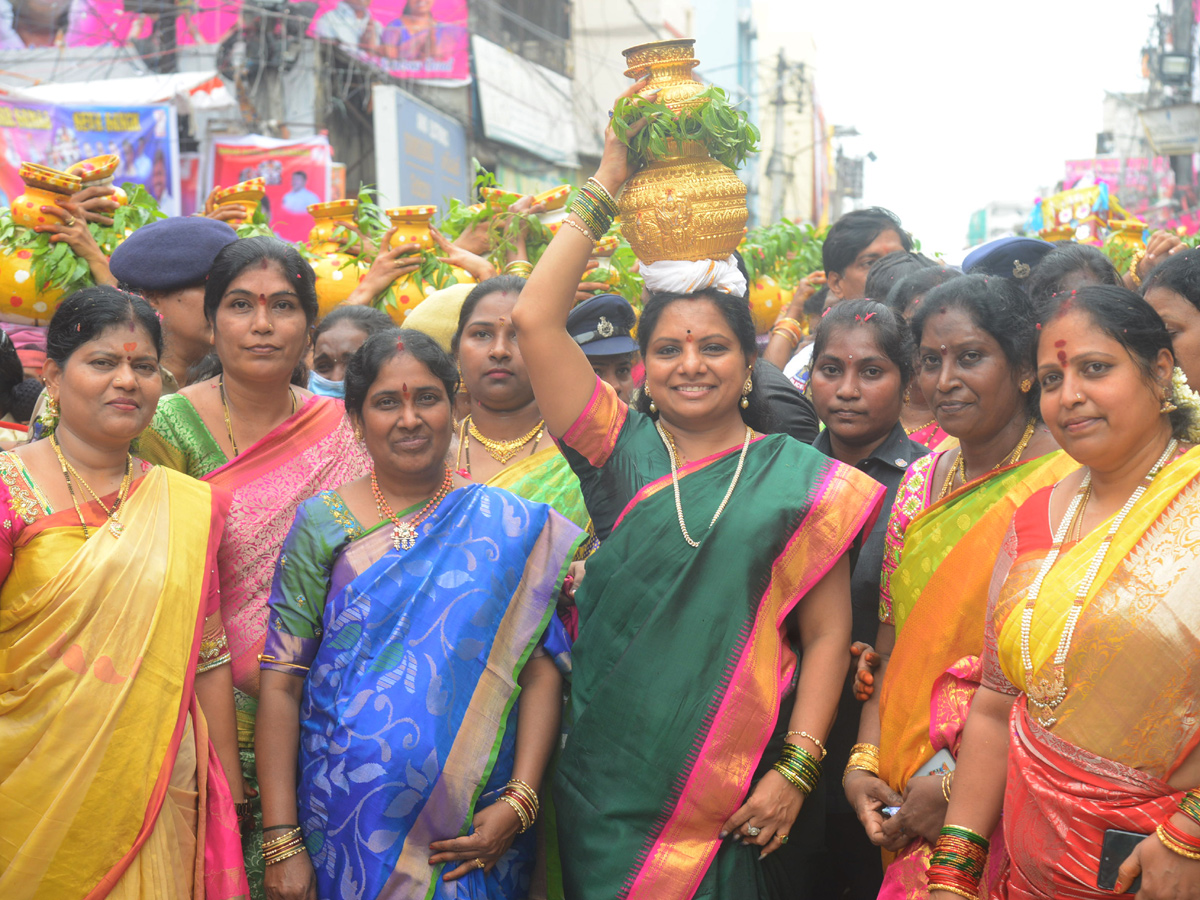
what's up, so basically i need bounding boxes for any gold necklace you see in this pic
[466,415,544,464]
[1020,439,1178,727]
[372,466,454,550]
[904,418,936,436]
[49,433,133,538]
[656,421,752,548]
[939,418,1036,500]
[220,378,297,458]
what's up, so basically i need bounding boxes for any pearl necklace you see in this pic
[1021,438,1178,727]
[656,421,752,548]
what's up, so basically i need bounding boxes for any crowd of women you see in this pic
[1,84,1199,900]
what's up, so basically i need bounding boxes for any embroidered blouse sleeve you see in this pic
[261,496,341,674]
[0,474,22,584]
[878,454,933,625]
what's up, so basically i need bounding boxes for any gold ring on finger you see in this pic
[776,833,789,845]
[474,858,486,870]
[64,218,75,226]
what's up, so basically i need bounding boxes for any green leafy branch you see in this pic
[612,85,760,171]
[582,241,645,308]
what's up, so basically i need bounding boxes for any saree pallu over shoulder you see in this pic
[0,468,247,900]
[877,451,1079,792]
[994,446,1200,781]
[296,484,583,900]
[486,446,591,531]
[554,435,884,900]
[145,394,369,696]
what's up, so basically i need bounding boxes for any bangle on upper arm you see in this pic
[258,653,310,673]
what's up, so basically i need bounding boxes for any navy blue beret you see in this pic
[567,293,638,356]
[109,216,238,292]
[962,236,1054,281]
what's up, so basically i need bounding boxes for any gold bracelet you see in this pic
[850,742,880,756]
[197,650,231,674]
[262,827,303,849]
[562,216,597,242]
[942,770,954,803]
[504,260,534,278]
[785,731,827,760]
[1129,248,1147,286]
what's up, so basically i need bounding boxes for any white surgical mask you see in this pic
[308,369,345,399]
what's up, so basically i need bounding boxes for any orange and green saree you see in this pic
[0,461,247,900]
[874,448,1078,898]
[983,446,1200,899]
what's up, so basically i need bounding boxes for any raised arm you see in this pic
[511,80,649,437]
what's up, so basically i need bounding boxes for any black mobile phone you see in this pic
[1097,829,1147,894]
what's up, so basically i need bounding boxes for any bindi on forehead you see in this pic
[1055,339,1068,366]
[685,329,693,342]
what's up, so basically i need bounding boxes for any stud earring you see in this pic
[1020,378,1033,393]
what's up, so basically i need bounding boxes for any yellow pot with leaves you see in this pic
[212,178,266,229]
[387,206,437,253]
[748,274,782,334]
[308,199,359,250]
[378,263,475,325]
[0,246,67,326]
[68,154,128,207]
[12,163,80,229]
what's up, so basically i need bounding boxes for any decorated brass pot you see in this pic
[68,154,128,206]
[11,163,81,229]
[387,205,437,252]
[623,39,706,114]
[618,141,748,263]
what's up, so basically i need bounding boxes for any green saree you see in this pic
[553,378,884,900]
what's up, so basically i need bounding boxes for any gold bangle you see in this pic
[585,177,619,215]
[504,260,534,278]
[562,216,597,243]
[499,794,531,833]
[942,770,954,803]
[1157,824,1200,861]
[262,827,303,849]
[264,843,308,866]
[197,651,231,674]
[927,884,979,900]
[850,743,881,756]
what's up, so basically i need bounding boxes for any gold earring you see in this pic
[353,425,363,442]
[1020,378,1033,394]
[645,385,657,414]
[44,395,59,418]
[1161,391,1178,414]
[740,373,753,410]
[903,386,911,404]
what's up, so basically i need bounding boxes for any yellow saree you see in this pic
[0,466,247,900]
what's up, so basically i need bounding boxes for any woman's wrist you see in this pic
[591,168,622,199]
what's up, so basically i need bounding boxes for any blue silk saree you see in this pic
[262,484,581,900]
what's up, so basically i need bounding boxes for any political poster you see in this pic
[17,0,471,82]
[211,134,332,242]
[0,98,180,215]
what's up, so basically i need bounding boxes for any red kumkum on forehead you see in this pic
[1055,339,1067,366]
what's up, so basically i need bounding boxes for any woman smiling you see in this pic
[137,237,370,896]
[255,330,581,900]
[844,275,1076,900]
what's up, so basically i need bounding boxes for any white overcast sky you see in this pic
[790,0,1167,255]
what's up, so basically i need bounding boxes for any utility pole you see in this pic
[766,49,788,224]
[1171,0,1195,203]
